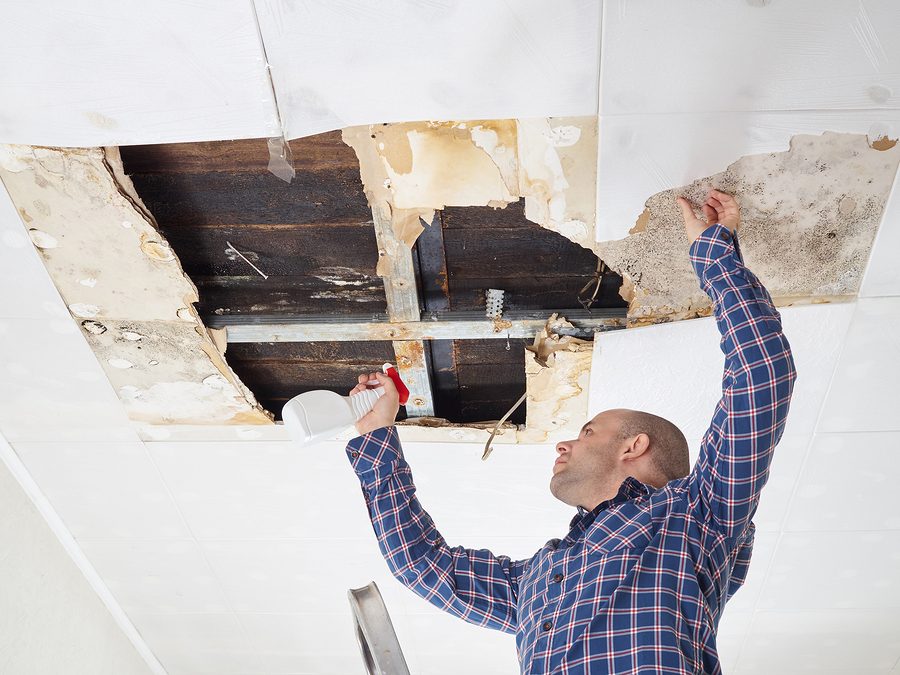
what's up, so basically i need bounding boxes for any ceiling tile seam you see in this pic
[249,0,291,145]
[0,431,168,675]
[809,301,864,437]
[860,162,900,298]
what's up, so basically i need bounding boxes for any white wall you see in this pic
[0,436,157,675]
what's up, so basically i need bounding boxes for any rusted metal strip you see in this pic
[392,340,435,416]
[372,205,434,415]
[223,316,624,342]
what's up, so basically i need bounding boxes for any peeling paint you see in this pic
[594,132,900,325]
[343,116,598,251]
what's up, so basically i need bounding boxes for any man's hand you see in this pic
[677,190,741,245]
[351,371,401,436]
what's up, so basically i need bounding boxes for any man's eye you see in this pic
[584,428,592,435]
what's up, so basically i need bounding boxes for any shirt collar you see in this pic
[571,477,652,525]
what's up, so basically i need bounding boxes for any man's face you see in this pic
[549,410,625,510]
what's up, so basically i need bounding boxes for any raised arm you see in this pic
[678,192,796,538]
[346,374,523,632]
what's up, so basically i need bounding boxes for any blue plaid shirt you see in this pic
[347,223,796,674]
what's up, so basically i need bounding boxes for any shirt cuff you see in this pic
[346,425,401,478]
[689,223,744,295]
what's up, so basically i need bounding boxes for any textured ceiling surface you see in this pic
[2,1,900,674]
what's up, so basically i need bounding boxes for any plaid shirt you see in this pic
[347,223,796,674]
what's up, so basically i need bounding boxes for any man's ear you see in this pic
[621,433,650,460]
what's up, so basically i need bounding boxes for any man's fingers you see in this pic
[676,197,698,223]
[702,204,718,225]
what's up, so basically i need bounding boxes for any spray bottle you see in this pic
[282,363,410,448]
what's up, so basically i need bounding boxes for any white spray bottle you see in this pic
[282,363,410,448]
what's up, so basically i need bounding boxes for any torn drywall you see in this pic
[518,316,592,444]
[342,117,597,248]
[595,132,900,325]
[0,145,271,425]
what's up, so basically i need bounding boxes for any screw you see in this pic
[413,397,426,406]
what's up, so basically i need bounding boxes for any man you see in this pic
[344,191,796,674]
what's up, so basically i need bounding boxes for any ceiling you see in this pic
[2,1,900,674]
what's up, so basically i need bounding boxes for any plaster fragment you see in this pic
[28,229,58,249]
[121,331,143,341]
[79,278,98,288]
[108,358,134,369]
[69,303,100,318]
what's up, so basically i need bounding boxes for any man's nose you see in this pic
[556,441,572,455]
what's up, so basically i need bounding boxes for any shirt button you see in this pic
[552,573,564,583]
[542,621,553,632]
[720,231,731,242]
[350,452,359,458]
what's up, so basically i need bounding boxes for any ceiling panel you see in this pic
[254,0,601,139]
[0,1,279,147]
[599,0,900,116]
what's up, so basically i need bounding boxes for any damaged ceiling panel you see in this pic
[593,132,900,325]
[116,131,624,427]
[0,145,270,425]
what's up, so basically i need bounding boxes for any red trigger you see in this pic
[382,364,410,405]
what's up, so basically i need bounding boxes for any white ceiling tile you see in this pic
[198,538,404,615]
[0,317,135,442]
[77,538,228,614]
[861,173,900,298]
[400,441,573,550]
[403,609,519,675]
[817,297,900,433]
[12,441,189,538]
[736,610,900,672]
[0,1,279,147]
[589,303,848,440]
[784,431,900,531]
[724,532,779,613]
[758,531,900,611]
[589,315,722,438]
[596,112,900,241]
[716,609,752,674]
[599,0,900,116]
[128,613,264,675]
[256,0,600,140]
[0,182,69,319]
[147,440,373,539]
[751,434,810,533]
[779,303,856,436]
[237,613,367,675]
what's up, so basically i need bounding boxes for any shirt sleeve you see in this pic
[688,223,797,539]
[346,426,522,633]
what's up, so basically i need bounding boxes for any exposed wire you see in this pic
[577,259,608,314]
[226,241,269,280]
[482,390,528,460]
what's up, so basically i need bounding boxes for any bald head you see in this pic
[615,410,690,483]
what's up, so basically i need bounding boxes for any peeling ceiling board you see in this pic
[0,1,279,147]
[599,0,900,116]
[596,132,900,324]
[254,1,602,139]
[0,145,270,425]
[596,112,900,240]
